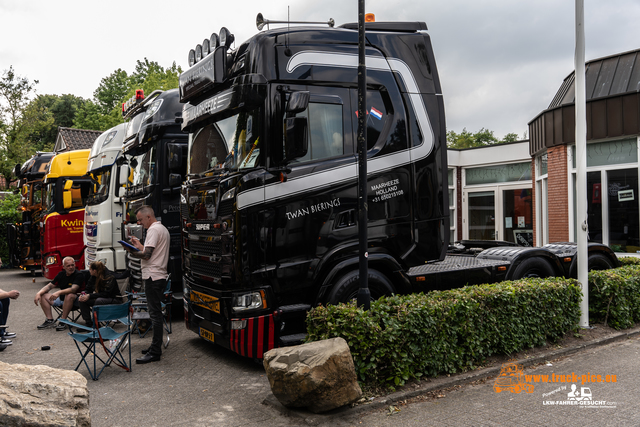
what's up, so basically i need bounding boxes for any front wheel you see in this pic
[326,269,395,305]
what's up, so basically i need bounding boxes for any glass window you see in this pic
[468,191,495,240]
[503,188,533,246]
[448,168,456,242]
[538,153,548,176]
[131,146,157,187]
[364,90,388,150]
[607,168,639,253]
[188,108,263,174]
[572,138,638,168]
[88,169,111,205]
[465,162,531,186]
[294,103,344,163]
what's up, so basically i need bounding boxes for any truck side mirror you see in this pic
[167,143,182,171]
[286,91,310,115]
[284,117,308,161]
[63,180,74,210]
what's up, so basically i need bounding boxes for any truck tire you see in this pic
[588,253,615,271]
[326,269,395,305]
[511,257,555,279]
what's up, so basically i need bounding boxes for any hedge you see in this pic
[306,277,582,388]
[589,264,640,329]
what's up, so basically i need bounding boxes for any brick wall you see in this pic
[547,145,570,242]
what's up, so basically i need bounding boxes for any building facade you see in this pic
[529,48,640,253]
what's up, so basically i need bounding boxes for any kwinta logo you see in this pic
[494,362,535,394]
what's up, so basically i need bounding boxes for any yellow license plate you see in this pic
[199,327,215,343]
[190,290,220,313]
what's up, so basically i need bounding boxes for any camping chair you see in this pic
[52,296,82,323]
[130,276,172,347]
[58,301,132,381]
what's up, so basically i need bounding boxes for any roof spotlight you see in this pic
[188,49,196,67]
[210,33,219,50]
[202,39,210,57]
[219,27,234,47]
[195,44,203,62]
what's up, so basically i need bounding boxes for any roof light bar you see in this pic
[219,27,234,47]
[186,29,235,67]
[122,89,148,118]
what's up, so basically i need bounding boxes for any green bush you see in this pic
[589,265,640,329]
[0,193,21,264]
[306,277,581,389]
[617,256,640,267]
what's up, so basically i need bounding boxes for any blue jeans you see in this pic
[144,278,166,356]
[0,298,9,338]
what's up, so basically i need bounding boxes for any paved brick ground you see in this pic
[1,267,638,426]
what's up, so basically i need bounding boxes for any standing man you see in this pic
[124,206,169,364]
[34,256,85,330]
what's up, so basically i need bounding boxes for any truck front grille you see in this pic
[189,240,222,257]
[191,257,221,279]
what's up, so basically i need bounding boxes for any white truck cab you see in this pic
[84,123,128,272]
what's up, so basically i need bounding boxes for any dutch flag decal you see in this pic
[370,107,383,120]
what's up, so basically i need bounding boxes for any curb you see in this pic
[262,326,640,425]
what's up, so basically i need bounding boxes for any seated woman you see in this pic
[78,261,120,326]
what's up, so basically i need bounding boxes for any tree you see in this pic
[447,128,524,149]
[447,127,498,149]
[0,66,39,186]
[94,68,130,115]
[73,101,122,131]
[21,94,87,151]
[76,58,183,131]
[501,132,520,143]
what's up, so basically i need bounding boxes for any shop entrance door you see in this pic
[464,185,533,244]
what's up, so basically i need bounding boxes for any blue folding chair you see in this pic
[59,301,132,381]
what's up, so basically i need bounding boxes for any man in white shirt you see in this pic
[125,206,170,364]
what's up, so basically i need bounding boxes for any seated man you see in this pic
[34,257,85,331]
[78,261,120,326]
[0,287,20,350]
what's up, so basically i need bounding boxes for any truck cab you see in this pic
[179,19,449,358]
[120,89,187,292]
[7,152,54,274]
[84,123,128,272]
[41,150,91,279]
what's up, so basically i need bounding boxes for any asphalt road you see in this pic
[1,267,639,426]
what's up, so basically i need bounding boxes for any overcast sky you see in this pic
[1,0,639,139]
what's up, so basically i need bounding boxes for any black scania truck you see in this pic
[178,17,618,359]
[120,89,187,292]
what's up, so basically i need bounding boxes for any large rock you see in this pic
[0,361,90,426]
[263,337,362,413]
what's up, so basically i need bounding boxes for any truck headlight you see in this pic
[45,255,58,266]
[232,290,266,312]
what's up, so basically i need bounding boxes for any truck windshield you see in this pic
[131,146,157,187]
[87,168,111,205]
[188,107,263,175]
